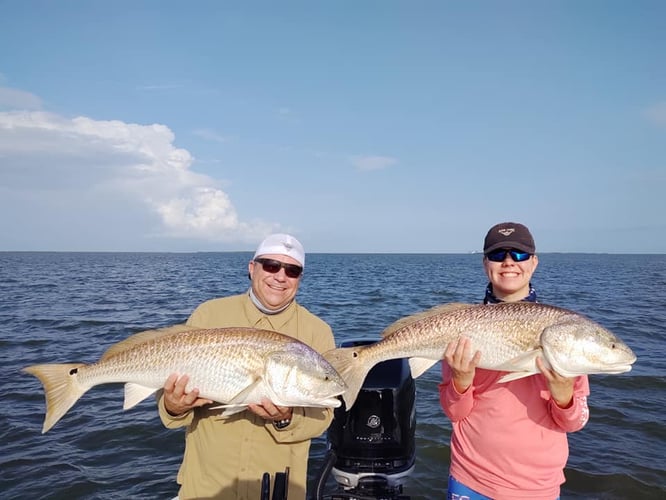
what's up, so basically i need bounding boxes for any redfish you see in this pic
[24,325,346,433]
[324,302,636,408]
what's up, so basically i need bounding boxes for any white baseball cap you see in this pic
[253,233,305,267]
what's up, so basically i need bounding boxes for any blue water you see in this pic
[1,252,664,499]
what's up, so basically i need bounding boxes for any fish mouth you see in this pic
[601,353,638,374]
[599,363,635,374]
[548,357,637,377]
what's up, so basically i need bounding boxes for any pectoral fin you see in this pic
[494,349,542,383]
[208,379,264,416]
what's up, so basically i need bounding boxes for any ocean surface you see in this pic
[1,252,664,500]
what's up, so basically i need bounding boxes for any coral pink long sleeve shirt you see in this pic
[439,364,590,500]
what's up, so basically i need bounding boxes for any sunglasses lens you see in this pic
[284,265,303,279]
[486,250,508,262]
[511,250,531,262]
[260,260,281,273]
[486,250,531,262]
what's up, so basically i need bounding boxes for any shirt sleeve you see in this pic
[548,375,590,432]
[439,362,475,421]
[157,389,195,429]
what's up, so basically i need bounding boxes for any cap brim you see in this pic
[484,242,535,254]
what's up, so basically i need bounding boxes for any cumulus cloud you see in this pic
[0,110,274,244]
[351,155,398,171]
[644,101,666,126]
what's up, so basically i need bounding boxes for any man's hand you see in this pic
[444,337,481,394]
[248,398,293,422]
[163,373,213,416]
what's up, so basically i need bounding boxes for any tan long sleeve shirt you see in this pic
[158,293,335,500]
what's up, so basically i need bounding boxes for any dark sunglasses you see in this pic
[485,249,532,263]
[254,258,303,279]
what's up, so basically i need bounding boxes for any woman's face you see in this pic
[483,250,539,301]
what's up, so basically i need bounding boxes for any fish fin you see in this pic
[228,378,264,404]
[381,303,475,338]
[210,380,269,417]
[408,358,439,379]
[493,349,542,383]
[497,371,537,383]
[205,403,249,417]
[323,346,372,410]
[206,378,265,416]
[493,349,542,372]
[123,383,158,410]
[220,406,248,417]
[100,324,201,361]
[22,363,89,433]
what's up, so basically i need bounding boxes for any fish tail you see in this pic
[23,363,89,433]
[323,346,373,410]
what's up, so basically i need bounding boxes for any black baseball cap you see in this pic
[483,222,536,254]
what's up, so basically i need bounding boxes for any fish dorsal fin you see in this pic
[123,383,158,410]
[381,302,475,338]
[100,324,200,361]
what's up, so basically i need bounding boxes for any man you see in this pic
[158,233,335,499]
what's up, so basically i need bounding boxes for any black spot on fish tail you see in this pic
[69,368,78,375]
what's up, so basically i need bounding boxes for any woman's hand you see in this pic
[536,357,575,408]
[444,337,481,393]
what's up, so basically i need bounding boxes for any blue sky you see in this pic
[0,1,664,253]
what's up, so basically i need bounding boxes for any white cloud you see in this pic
[0,87,42,110]
[0,110,275,245]
[351,155,398,171]
[644,101,666,126]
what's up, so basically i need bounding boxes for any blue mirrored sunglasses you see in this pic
[485,249,532,263]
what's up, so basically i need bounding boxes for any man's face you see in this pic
[248,254,303,311]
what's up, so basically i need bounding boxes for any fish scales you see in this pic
[324,302,636,409]
[23,326,347,433]
[360,302,572,367]
[76,329,288,400]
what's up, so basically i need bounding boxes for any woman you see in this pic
[439,222,590,500]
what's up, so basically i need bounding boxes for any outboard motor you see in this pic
[311,339,416,500]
